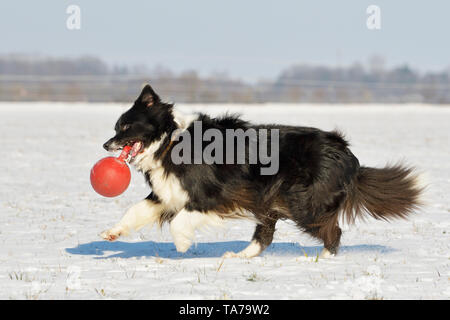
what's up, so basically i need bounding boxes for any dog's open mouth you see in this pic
[125,141,144,158]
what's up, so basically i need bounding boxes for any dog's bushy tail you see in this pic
[342,165,425,223]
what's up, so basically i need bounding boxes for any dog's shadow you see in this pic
[65,240,394,259]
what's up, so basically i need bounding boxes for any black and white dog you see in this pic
[100,84,423,258]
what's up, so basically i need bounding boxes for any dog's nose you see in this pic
[103,141,110,151]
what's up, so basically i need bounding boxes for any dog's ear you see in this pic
[137,84,160,107]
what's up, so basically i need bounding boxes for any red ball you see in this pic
[90,157,131,197]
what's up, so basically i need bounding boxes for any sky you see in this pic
[1,1,449,82]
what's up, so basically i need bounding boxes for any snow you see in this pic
[0,102,449,300]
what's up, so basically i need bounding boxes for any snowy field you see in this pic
[0,102,449,300]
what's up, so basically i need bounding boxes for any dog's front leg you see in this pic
[100,195,164,241]
[169,209,223,253]
[169,209,196,253]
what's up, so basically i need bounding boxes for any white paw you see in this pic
[100,227,124,242]
[320,248,335,259]
[173,237,192,253]
[223,241,261,259]
[222,251,253,259]
[222,251,240,258]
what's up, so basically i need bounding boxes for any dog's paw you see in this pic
[223,241,261,259]
[173,237,192,253]
[100,227,123,242]
[319,248,336,259]
[223,251,245,259]
[222,251,237,258]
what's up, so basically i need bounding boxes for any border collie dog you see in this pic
[101,84,423,258]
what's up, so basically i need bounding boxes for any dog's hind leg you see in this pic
[303,212,342,258]
[100,194,164,241]
[319,224,342,258]
[223,214,278,259]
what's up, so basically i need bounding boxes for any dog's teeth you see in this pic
[130,141,142,157]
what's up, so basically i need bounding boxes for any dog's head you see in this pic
[103,84,175,159]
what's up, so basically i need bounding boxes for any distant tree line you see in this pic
[1,55,449,103]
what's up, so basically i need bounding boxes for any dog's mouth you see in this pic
[122,141,144,158]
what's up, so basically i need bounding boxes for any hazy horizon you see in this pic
[1,1,450,82]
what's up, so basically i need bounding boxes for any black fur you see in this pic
[104,84,424,256]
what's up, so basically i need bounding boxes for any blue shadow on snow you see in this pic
[65,240,394,259]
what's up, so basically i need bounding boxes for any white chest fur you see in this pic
[133,134,190,211]
[147,164,189,211]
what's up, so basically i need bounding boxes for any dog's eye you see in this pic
[121,124,131,131]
